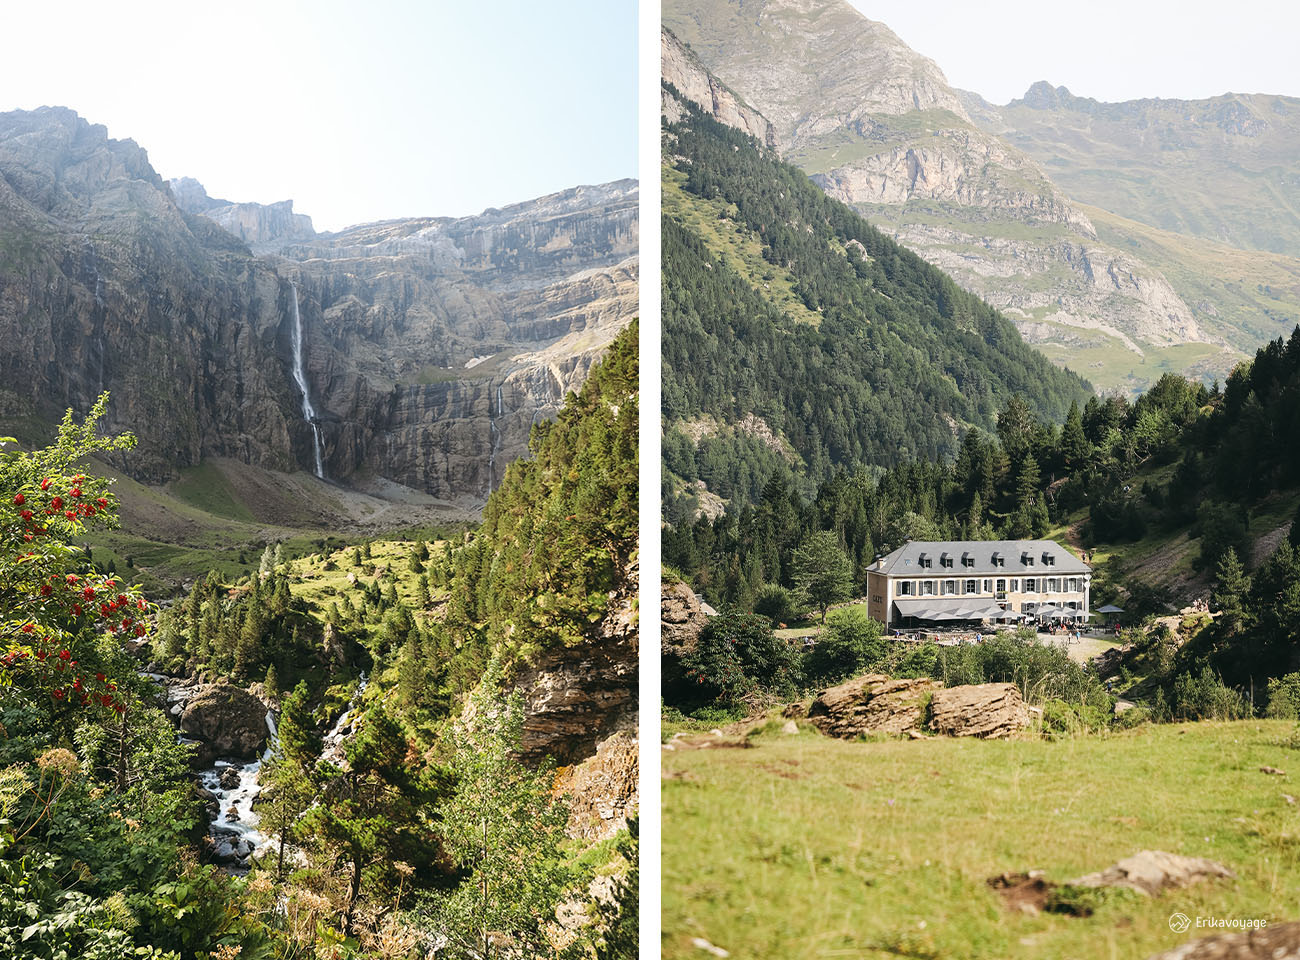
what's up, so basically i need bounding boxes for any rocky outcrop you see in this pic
[0,108,637,505]
[661,580,708,656]
[179,684,270,762]
[662,28,775,148]
[1145,922,1300,960]
[928,683,1030,739]
[555,730,638,841]
[1072,850,1234,896]
[664,0,967,149]
[514,566,638,767]
[806,674,940,737]
[170,177,315,249]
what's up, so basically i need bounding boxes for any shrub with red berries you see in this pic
[0,393,148,714]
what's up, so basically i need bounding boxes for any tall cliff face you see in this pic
[662,0,1249,392]
[0,107,637,505]
[661,27,775,148]
[273,181,638,500]
[170,177,316,250]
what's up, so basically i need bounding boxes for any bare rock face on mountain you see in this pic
[514,562,638,767]
[179,684,269,762]
[662,27,775,148]
[170,177,315,249]
[555,730,638,841]
[0,107,637,505]
[1145,921,1300,960]
[807,674,940,737]
[662,0,1230,390]
[928,683,1030,739]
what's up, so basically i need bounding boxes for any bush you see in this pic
[1265,673,1300,720]
[929,629,1112,709]
[803,607,887,686]
[1039,698,1112,738]
[753,582,799,626]
[1170,667,1251,720]
[675,613,803,708]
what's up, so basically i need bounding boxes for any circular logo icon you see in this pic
[1169,913,1192,933]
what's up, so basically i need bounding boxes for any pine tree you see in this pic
[419,660,571,958]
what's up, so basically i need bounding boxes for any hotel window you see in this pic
[919,555,931,568]
[962,552,975,568]
[1047,578,1059,593]
[923,580,935,596]
[899,581,914,596]
[996,578,1007,592]
[1025,578,1037,592]
[942,580,956,595]
[992,552,1004,567]
[940,553,953,568]
[965,580,977,594]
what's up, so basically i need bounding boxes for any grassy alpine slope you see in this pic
[663,720,1300,960]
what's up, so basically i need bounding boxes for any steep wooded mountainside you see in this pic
[661,0,1300,392]
[661,89,1089,516]
[0,106,637,507]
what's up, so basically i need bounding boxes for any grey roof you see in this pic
[871,539,1090,578]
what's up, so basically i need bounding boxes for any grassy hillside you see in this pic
[72,456,469,596]
[663,719,1300,959]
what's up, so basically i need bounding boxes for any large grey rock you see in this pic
[179,684,269,761]
[928,683,1030,739]
[1145,922,1300,959]
[807,674,940,738]
[661,580,708,657]
[1073,850,1234,896]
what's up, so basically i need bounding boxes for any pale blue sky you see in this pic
[1,0,638,230]
[853,1,1300,105]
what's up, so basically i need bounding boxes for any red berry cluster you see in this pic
[0,643,127,712]
[11,474,111,542]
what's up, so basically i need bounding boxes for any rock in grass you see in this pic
[807,674,940,738]
[1072,850,1234,896]
[1144,920,1300,959]
[928,683,1029,739]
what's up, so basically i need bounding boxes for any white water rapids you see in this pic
[289,282,325,478]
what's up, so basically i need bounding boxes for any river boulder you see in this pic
[179,684,270,762]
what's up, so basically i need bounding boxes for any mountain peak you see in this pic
[1018,81,1075,109]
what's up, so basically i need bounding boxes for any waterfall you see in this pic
[487,384,505,495]
[289,283,325,478]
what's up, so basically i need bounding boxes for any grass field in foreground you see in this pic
[663,720,1300,959]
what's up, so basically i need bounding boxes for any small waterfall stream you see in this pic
[487,384,504,495]
[200,708,277,869]
[289,282,325,479]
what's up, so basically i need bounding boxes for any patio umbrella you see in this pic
[1097,604,1125,614]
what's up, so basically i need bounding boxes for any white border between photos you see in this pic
[638,0,662,953]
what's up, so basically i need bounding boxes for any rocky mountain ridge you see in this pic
[0,106,637,506]
[661,0,1292,392]
[170,176,315,250]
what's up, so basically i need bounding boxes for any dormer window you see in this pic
[940,551,953,568]
[961,551,975,568]
[991,552,1004,567]
[1022,552,1035,567]
[919,553,931,569]
[1042,552,1055,566]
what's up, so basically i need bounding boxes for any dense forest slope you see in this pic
[662,88,1089,519]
